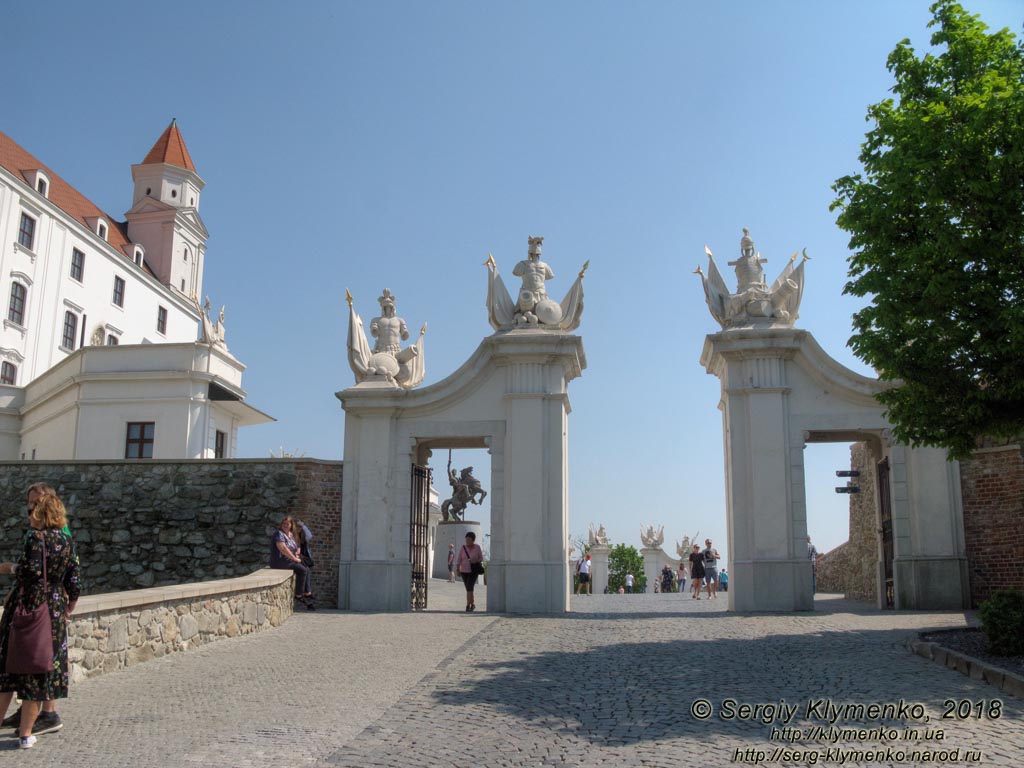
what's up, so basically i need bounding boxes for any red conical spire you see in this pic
[141,118,196,171]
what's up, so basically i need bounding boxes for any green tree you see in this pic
[607,544,645,592]
[831,2,1024,458]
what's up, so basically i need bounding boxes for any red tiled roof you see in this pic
[141,119,196,171]
[0,130,132,250]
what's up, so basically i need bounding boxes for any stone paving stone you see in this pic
[323,593,1024,767]
[0,589,1021,766]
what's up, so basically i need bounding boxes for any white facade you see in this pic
[0,343,270,461]
[0,124,270,460]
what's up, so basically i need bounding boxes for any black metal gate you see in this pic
[410,463,432,610]
[877,457,895,608]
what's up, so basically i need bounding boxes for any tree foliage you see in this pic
[831,2,1024,458]
[607,543,645,592]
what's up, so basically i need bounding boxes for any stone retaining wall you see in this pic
[66,569,294,683]
[0,459,343,607]
[815,443,878,602]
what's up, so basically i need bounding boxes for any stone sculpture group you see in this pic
[345,288,426,390]
[695,228,809,328]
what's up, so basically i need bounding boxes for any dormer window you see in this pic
[96,220,108,241]
[24,170,50,199]
[134,247,144,267]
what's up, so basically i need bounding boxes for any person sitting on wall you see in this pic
[270,517,314,611]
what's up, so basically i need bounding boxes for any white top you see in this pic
[625,574,634,586]
[578,558,591,575]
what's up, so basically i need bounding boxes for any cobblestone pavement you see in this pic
[1,589,1021,767]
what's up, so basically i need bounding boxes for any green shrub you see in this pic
[978,589,1024,656]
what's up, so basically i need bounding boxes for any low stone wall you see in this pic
[66,568,294,683]
[0,458,343,607]
[815,443,878,602]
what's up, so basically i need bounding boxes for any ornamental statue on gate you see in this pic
[345,288,426,389]
[640,524,665,549]
[695,228,810,329]
[485,236,588,331]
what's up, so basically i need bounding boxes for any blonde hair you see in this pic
[30,492,67,530]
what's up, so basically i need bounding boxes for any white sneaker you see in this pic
[19,735,37,749]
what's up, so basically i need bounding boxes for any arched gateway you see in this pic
[337,237,587,613]
[698,230,969,612]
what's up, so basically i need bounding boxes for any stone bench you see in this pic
[65,568,294,683]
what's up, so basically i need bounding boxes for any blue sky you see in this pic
[7,1,1021,565]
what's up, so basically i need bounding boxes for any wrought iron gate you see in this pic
[877,457,895,609]
[410,463,432,610]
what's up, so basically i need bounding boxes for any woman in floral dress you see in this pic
[0,490,81,749]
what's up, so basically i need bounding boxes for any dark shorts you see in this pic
[461,572,479,592]
[578,573,590,583]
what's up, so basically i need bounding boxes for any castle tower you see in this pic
[125,119,208,300]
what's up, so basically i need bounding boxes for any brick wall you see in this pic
[0,459,343,607]
[959,443,1024,606]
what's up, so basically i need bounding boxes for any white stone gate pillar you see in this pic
[589,544,610,594]
[702,329,811,611]
[641,548,664,593]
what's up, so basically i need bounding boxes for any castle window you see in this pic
[134,248,144,267]
[171,190,177,198]
[96,220,108,241]
[125,422,155,459]
[157,306,168,335]
[112,276,125,308]
[146,187,152,196]
[18,214,35,250]
[1,362,16,385]
[106,334,119,346]
[61,311,78,350]
[7,283,26,326]
[70,249,85,282]
[36,179,48,196]
[215,430,227,459]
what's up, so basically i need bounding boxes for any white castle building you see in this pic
[0,121,270,460]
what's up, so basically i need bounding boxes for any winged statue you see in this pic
[485,236,588,332]
[696,228,809,329]
[346,288,426,390]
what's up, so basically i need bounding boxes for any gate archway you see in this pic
[337,331,585,614]
[701,327,969,612]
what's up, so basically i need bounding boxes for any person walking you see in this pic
[807,536,819,595]
[676,562,687,594]
[456,532,484,612]
[0,488,81,749]
[447,544,457,583]
[624,572,634,594]
[689,544,705,599]
[661,563,674,594]
[703,539,720,599]
[719,568,729,592]
[269,517,314,610]
[576,554,592,595]
[1,483,71,736]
